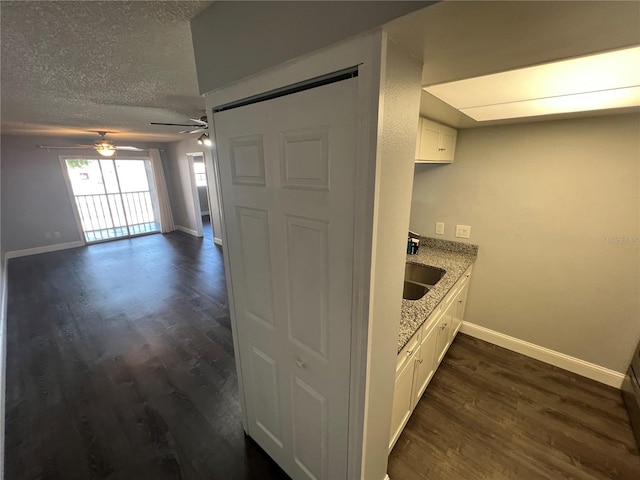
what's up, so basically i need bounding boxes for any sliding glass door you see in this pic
[64,158,161,243]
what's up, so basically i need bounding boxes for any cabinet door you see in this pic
[435,300,454,365]
[389,350,418,451]
[417,119,440,160]
[438,126,457,161]
[452,281,469,338]
[412,323,438,406]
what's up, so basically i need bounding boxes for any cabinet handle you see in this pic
[296,359,306,369]
[440,323,447,330]
[417,359,424,364]
[406,349,413,356]
[438,148,446,151]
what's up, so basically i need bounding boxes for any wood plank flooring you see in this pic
[388,334,640,480]
[5,230,290,480]
[7,227,640,479]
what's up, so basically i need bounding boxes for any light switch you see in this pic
[455,225,471,239]
[435,222,444,235]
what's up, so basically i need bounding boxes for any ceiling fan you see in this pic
[37,132,145,157]
[150,115,208,134]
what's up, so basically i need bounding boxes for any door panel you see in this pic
[452,282,469,338]
[292,375,327,479]
[230,134,266,186]
[251,346,284,448]
[389,354,416,451]
[436,301,454,365]
[237,207,275,328]
[214,76,357,479]
[285,215,329,357]
[413,323,438,405]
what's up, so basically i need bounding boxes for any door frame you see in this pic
[186,152,205,238]
[205,31,385,479]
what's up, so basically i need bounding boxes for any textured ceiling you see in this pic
[1,1,213,142]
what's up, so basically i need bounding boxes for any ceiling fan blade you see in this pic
[150,122,203,127]
[38,145,94,150]
[189,118,208,126]
[180,128,206,134]
[115,146,145,151]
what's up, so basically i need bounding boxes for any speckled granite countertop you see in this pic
[398,237,478,352]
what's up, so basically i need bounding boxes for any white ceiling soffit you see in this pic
[384,0,640,128]
[425,46,640,121]
[0,1,212,142]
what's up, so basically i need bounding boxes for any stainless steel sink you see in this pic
[403,263,445,300]
[403,281,429,300]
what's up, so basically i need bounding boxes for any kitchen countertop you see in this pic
[398,237,479,352]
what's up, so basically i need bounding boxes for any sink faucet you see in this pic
[407,231,420,255]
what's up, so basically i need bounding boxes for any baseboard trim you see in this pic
[460,322,625,389]
[5,240,84,259]
[176,226,200,237]
[214,237,223,246]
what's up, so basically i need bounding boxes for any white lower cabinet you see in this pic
[435,298,455,366]
[412,322,438,405]
[452,281,469,338]
[389,265,473,452]
[389,333,421,450]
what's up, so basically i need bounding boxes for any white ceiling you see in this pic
[1,1,212,143]
[385,1,640,128]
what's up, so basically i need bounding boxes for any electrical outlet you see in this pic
[44,232,52,239]
[455,225,471,239]
[435,222,444,235]
[54,231,61,238]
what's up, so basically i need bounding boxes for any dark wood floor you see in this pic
[7,227,640,480]
[388,334,640,480]
[5,229,290,480]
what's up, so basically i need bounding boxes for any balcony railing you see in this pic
[74,191,159,242]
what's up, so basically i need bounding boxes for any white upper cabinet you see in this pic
[415,117,458,163]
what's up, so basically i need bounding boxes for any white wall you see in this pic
[0,135,173,253]
[190,1,431,94]
[1,135,84,252]
[164,139,199,233]
[363,37,422,479]
[410,113,640,373]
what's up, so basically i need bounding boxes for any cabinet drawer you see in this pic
[443,284,460,307]
[420,303,442,337]
[396,331,420,376]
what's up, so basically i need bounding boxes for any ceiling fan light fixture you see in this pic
[95,141,116,157]
[197,133,212,147]
[94,132,117,156]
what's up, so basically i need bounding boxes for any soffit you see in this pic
[385,1,640,128]
[1,1,212,143]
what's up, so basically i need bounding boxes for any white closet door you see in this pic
[213,76,358,480]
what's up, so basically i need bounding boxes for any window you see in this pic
[193,160,207,187]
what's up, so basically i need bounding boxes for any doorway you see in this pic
[187,152,214,241]
[62,157,161,243]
